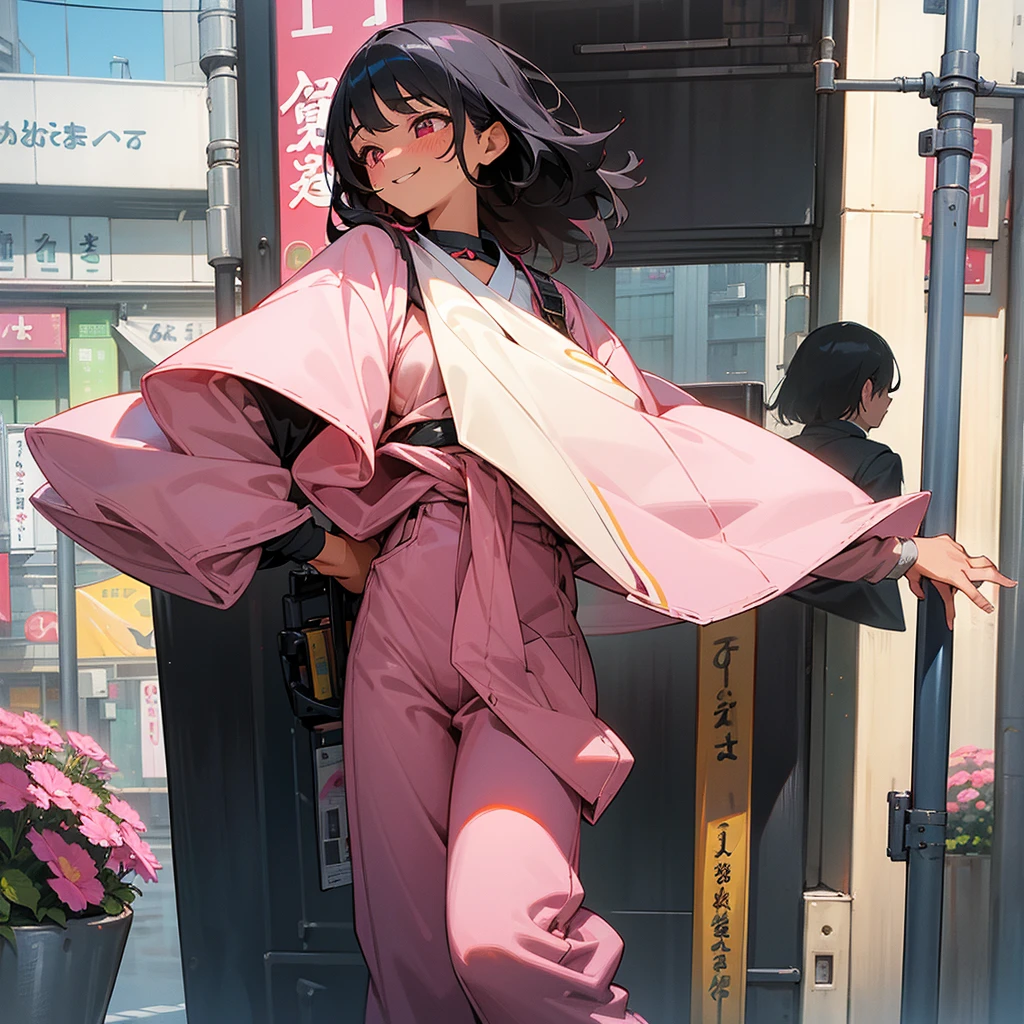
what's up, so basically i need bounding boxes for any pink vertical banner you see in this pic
[275,0,404,281]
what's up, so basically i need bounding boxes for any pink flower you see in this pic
[106,795,145,833]
[25,762,100,813]
[976,800,987,810]
[977,749,995,764]
[118,824,161,883]
[957,787,981,804]
[66,731,118,779]
[20,713,64,752]
[947,801,960,814]
[971,768,995,787]
[951,745,979,758]
[0,762,33,812]
[948,770,971,788]
[27,829,103,912]
[0,708,30,749]
[78,809,124,849]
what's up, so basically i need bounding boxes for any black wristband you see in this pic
[258,518,327,568]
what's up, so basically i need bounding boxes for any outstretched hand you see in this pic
[905,534,1016,629]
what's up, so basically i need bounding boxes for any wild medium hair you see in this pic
[768,321,901,426]
[322,21,642,269]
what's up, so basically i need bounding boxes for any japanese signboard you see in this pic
[0,215,25,279]
[25,215,71,281]
[923,123,1003,240]
[924,240,993,295]
[0,308,66,356]
[112,317,214,368]
[275,0,402,280]
[3,77,207,190]
[140,678,168,779]
[70,217,112,281]
[692,611,757,1024]
[69,311,118,407]
[7,430,48,552]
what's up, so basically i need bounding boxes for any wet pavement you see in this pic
[105,838,188,1023]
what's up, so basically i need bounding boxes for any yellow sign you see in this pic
[692,610,757,1024]
[75,573,154,659]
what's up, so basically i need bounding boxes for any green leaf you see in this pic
[0,925,15,951]
[0,869,39,915]
[42,906,66,928]
[101,895,123,917]
[0,894,9,922]
[0,826,14,857]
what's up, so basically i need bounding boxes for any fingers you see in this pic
[907,573,927,601]
[934,580,956,630]
[968,565,1017,589]
[952,574,995,616]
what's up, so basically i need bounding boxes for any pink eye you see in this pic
[359,146,383,168]
[414,116,447,138]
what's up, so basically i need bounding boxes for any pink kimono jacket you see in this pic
[25,225,928,821]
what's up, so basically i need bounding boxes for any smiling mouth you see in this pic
[392,168,420,184]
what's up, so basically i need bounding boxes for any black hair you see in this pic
[322,21,642,269]
[767,321,901,425]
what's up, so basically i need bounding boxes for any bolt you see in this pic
[822,925,833,936]
[258,235,270,256]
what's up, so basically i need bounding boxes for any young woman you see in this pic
[24,23,1011,1024]
[770,321,908,628]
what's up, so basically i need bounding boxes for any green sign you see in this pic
[68,311,118,408]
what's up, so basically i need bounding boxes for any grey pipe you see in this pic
[989,98,1024,1024]
[900,2,978,1022]
[56,531,77,732]
[200,0,241,327]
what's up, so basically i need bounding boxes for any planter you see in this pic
[0,906,133,1024]
[938,853,990,1024]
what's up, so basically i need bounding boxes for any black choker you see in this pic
[420,229,501,267]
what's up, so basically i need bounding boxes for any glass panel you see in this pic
[554,260,806,393]
[14,359,58,423]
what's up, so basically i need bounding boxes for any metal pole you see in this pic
[900,2,978,1021]
[200,0,242,327]
[989,98,1024,1024]
[56,531,77,731]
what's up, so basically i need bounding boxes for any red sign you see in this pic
[923,124,1002,240]
[0,554,10,630]
[924,240,992,294]
[275,0,404,281]
[0,308,66,356]
[24,610,58,643]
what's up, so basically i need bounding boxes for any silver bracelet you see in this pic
[885,538,919,580]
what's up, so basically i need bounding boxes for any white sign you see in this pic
[140,678,168,779]
[315,743,352,889]
[25,216,71,281]
[70,217,111,281]
[3,77,207,191]
[113,317,214,368]
[6,430,48,552]
[0,215,25,279]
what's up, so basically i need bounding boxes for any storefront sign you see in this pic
[0,553,11,629]
[7,430,48,551]
[0,214,25,279]
[923,123,1003,240]
[692,612,757,1024]
[76,573,154,659]
[70,217,112,281]
[0,308,66,356]
[3,77,207,191]
[24,610,58,643]
[112,317,214,368]
[25,215,71,281]
[275,0,402,279]
[924,240,993,295]
[140,679,167,779]
[69,311,119,407]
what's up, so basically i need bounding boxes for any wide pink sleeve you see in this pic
[27,226,408,608]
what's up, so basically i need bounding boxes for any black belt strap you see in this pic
[393,418,460,448]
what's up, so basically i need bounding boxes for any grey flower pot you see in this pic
[0,907,132,1023]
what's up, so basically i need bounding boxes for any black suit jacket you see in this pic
[788,420,906,630]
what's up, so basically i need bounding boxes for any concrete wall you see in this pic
[836,1,1014,1019]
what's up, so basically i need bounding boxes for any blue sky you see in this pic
[17,0,169,80]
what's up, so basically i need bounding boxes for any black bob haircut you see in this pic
[767,322,901,426]
[322,21,643,269]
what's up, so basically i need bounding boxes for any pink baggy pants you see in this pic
[343,498,649,1024]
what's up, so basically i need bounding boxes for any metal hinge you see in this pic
[887,790,947,861]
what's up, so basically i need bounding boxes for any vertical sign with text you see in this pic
[140,678,168,779]
[692,611,757,1024]
[275,0,403,280]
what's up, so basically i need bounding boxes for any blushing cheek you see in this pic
[366,164,387,191]
[407,128,454,161]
